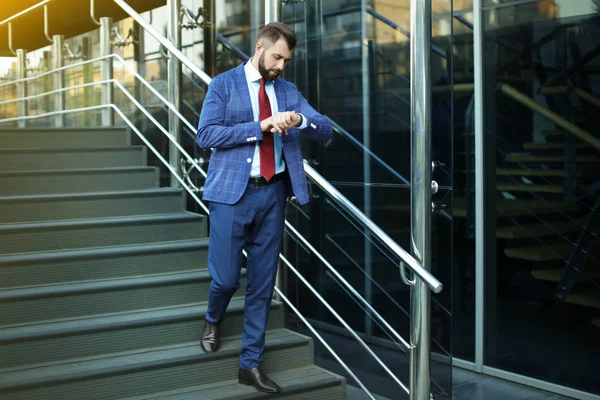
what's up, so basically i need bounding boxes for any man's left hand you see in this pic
[270,111,302,135]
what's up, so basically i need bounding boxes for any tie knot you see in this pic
[259,78,266,87]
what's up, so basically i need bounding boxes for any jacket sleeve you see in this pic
[295,87,333,141]
[196,76,264,149]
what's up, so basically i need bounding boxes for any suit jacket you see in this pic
[197,62,332,205]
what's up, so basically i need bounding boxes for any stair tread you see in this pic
[0,146,145,154]
[0,270,212,300]
[497,183,563,193]
[453,197,579,218]
[0,297,263,341]
[0,238,207,265]
[564,290,600,309]
[504,241,600,261]
[523,142,591,150]
[0,211,204,231]
[0,166,156,176]
[531,268,600,282]
[496,168,583,177]
[505,154,599,163]
[119,366,342,399]
[497,219,584,239]
[0,188,183,202]
[0,329,302,390]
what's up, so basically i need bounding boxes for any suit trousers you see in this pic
[205,179,286,369]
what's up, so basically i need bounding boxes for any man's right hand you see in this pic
[260,111,301,135]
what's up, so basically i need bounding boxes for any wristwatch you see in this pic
[295,114,304,128]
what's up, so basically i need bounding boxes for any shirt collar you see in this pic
[244,58,263,84]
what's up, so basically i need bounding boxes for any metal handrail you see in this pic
[217,33,250,61]
[327,117,410,185]
[113,0,212,85]
[283,5,447,58]
[499,83,600,151]
[305,160,442,293]
[540,86,600,109]
[0,1,51,27]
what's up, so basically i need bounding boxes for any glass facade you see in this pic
[1,0,599,398]
[480,0,600,394]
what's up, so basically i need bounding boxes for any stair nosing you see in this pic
[0,329,304,392]
[0,166,157,177]
[0,188,183,203]
[0,299,282,344]
[124,366,342,400]
[0,212,204,232]
[0,270,212,301]
[0,146,145,154]
[0,127,128,133]
[0,239,208,266]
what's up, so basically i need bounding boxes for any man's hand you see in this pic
[260,111,302,135]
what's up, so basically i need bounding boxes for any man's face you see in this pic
[256,38,293,81]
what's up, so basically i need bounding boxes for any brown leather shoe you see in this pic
[239,367,281,393]
[200,321,220,353]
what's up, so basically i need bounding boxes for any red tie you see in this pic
[258,78,275,181]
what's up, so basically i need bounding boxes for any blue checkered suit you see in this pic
[196,62,332,205]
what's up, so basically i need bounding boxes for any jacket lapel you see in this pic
[274,79,286,113]
[234,62,254,122]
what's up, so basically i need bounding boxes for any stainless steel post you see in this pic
[203,0,216,76]
[81,37,94,126]
[100,17,114,126]
[409,0,432,398]
[52,35,65,128]
[265,0,282,24]
[134,21,147,132]
[16,49,27,128]
[168,0,182,188]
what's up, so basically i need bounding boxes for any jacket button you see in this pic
[247,158,252,163]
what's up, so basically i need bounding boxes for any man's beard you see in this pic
[258,52,281,81]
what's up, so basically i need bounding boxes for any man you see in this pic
[196,22,332,393]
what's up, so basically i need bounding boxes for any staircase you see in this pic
[0,127,346,399]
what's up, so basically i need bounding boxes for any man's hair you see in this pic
[257,22,296,50]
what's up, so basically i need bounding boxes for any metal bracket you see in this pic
[90,0,101,26]
[400,261,416,287]
[7,23,17,56]
[0,70,12,82]
[26,57,48,74]
[112,27,138,47]
[180,6,209,30]
[44,5,54,43]
[431,180,439,195]
[63,43,87,61]
[180,158,205,193]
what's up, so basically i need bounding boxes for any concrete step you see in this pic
[119,366,345,399]
[0,299,283,371]
[0,167,160,196]
[0,189,185,224]
[0,212,207,256]
[0,270,244,326]
[0,146,146,171]
[0,317,299,400]
[0,239,209,289]
[0,127,130,149]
